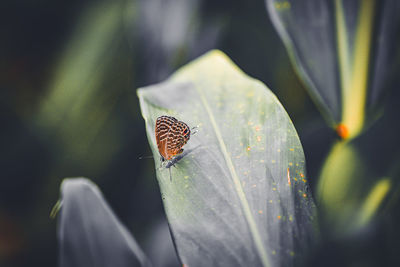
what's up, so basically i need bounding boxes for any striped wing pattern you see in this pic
[155,116,191,161]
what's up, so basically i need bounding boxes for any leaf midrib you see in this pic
[194,84,271,267]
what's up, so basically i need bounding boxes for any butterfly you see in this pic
[155,115,192,161]
[155,116,197,180]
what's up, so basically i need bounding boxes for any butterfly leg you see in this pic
[159,156,166,169]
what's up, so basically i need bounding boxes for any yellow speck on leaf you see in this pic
[275,1,291,9]
[277,215,282,220]
[255,125,261,132]
[256,136,261,142]
[289,162,293,166]
[303,193,307,198]
[258,210,263,214]
[289,148,294,151]
[246,146,251,151]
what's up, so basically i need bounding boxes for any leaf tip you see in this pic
[205,49,227,58]
[198,49,233,67]
[60,177,101,198]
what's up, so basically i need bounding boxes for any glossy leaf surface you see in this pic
[138,50,316,267]
[57,178,151,267]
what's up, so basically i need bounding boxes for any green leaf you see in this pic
[36,0,135,166]
[56,178,151,267]
[317,141,365,232]
[266,0,400,138]
[317,141,393,234]
[357,177,391,228]
[138,50,317,267]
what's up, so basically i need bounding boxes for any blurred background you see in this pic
[1,0,399,266]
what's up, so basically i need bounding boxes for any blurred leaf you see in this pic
[36,0,135,164]
[317,141,365,232]
[317,141,392,234]
[138,50,317,267]
[57,178,151,267]
[266,0,400,138]
[136,0,223,84]
[143,218,180,267]
[356,177,390,228]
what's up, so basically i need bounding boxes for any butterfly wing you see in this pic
[155,116,177,160]
[167,120,191,157]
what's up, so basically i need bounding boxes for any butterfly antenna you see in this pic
[138,155,154,160]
